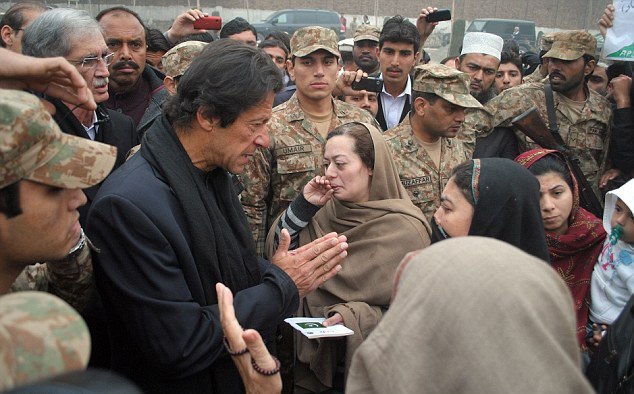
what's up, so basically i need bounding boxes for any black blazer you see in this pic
[51,99,138,226]
[376,75,412,131]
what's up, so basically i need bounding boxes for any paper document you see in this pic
[604,0,634,60]
[284,317,354,339]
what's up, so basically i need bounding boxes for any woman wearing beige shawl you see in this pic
[347,237,594,394]
[266,122,431,392]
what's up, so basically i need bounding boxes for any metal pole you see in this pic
[587,0,594,30]
[374,0,378,26]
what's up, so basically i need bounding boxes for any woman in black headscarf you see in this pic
[432,157,550,261]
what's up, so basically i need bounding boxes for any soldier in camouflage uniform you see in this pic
[523,33,555,84]
[240,26,375,256]
[0,89,116,311]
[0,291,90,390]
[162,40,207,95]
[352,24,381,77]
[465,30,612,198]
[385,64,482,222]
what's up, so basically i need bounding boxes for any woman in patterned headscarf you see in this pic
[516,149,606,349]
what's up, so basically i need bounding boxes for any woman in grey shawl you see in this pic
[347,237,593,394]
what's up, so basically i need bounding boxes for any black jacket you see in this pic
[87,117,299,393]
[610,107,634,173]
[51,99,138,226]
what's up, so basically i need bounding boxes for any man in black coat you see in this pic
[21,8,138,226]
[87,40,349,393]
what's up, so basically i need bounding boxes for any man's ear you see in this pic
[584,58,597,77]
[163,76,177,96]
[413,96,428,116]
[1,26,15,48]
[287,58,295,82]
[195,107,218,132]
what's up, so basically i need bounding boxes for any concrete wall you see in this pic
[1,0,606,30]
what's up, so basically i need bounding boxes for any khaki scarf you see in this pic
[291,123,431,390]
[347,237,594,394]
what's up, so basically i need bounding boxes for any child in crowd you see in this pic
[589,179,634,333]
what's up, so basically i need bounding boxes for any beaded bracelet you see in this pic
[223,337,248,356]
[251,356,281,376]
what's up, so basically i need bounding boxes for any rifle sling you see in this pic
[544,84,566,143]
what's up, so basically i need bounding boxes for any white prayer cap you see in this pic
[460,32,504,61]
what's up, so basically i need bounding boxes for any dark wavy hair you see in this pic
[219,17,256,39]
[164,39,283,131]
[379,15,420,53]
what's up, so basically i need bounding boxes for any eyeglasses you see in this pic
[69,52,115,69]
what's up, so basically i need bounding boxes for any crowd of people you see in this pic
[0,2,633,393]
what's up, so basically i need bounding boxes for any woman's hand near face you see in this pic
[303,176,334,206]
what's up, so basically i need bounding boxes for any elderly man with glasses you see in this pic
[22,8,138,226]
[21,7,139,370]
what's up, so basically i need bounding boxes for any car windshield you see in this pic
[467,21,487,31]
[264,11,281,22]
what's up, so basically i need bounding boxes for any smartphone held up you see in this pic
[426,9,451,23]
[351,77,384,93]
[193,16,222,30]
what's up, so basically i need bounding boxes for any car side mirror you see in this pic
[270,17,278,25]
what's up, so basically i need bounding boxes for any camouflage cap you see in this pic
[162,40,207,78]
[0,89,116,189]
[290,26,340,58]
[354,24,380,43]
[0,292,90,391]
[540,33,555,51]
[412,64,482,108]
[543,30,597,61]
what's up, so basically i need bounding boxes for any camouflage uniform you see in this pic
[523,33,555,84]
[465,31,612,198]
[353,25,381,77]
[240,95,375,255]
[240,26,376,255]
[10,237,96,312]
[0,89,116,310]
[0,90,116,190]
[161,40,207,78]
[385,118,470,221]
[0,291,90,391]
[522,66,547,84]
[385,64,481,222]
